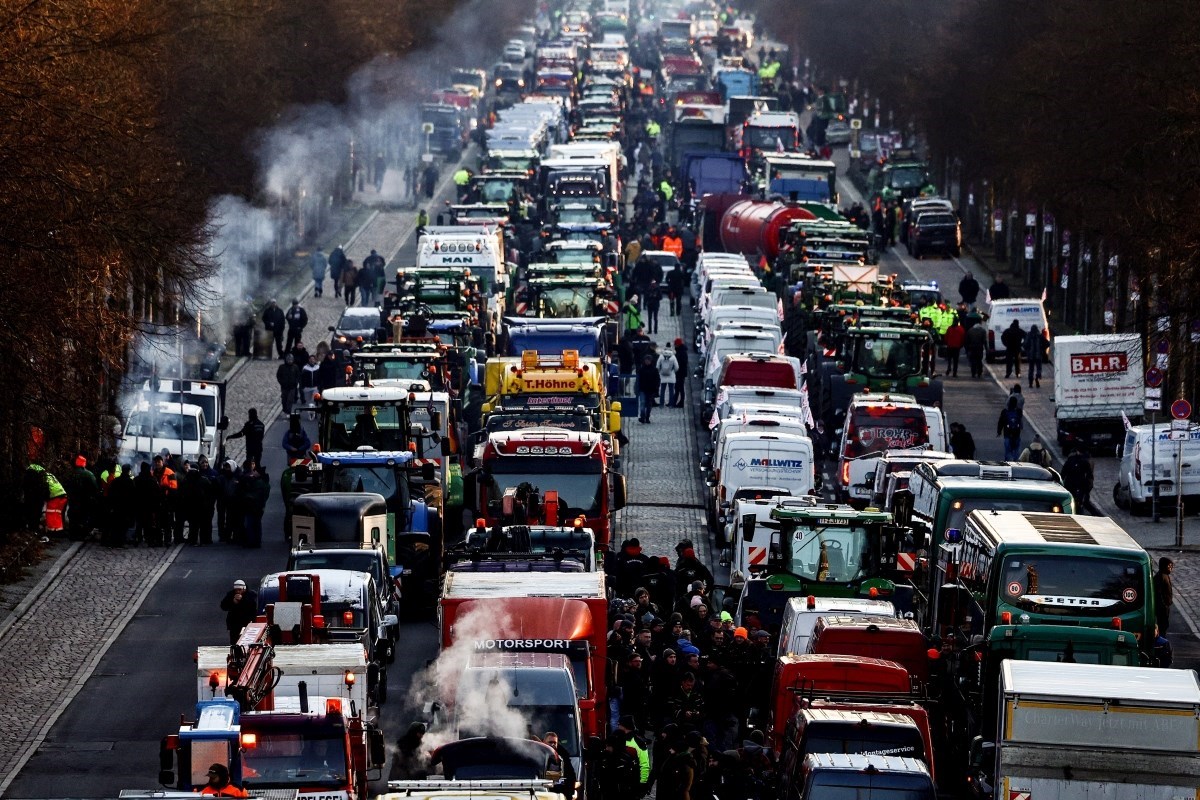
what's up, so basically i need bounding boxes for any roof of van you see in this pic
[443,570,606,599]
[913,460,1060,484]
[786,596,895,615]
[801,752,931,776]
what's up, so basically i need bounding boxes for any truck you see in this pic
[835,395,947,507]
[682,151,748,199]
[119,400,214,465]
[1052,333,1144,451]
[720,199,816,262]
[1113,421,1200,513]
[789,753,935,800]
[735,503,909,634]
[439,571,608,740]
[669,105,727,171]
[417,226,510,330]
[475,427,625,549]
[974,661,1200,800]
[157,622,386,799]
[759,154,838,205]
[709,431,816,534]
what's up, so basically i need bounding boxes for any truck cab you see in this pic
[793,753,935,800]
[779,710,929,798]
[119,400,213,465]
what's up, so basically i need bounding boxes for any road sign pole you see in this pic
[1151,412,1159,523]
[1177,440,1185,547]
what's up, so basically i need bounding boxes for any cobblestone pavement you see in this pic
[614,309,716,569]
[0,543,180,794]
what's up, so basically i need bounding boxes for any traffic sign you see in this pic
[1171,398,1192,420]
[1145,367,1164,388]
[1145,399,1162,411]
[1171,418,1190,431]
[1169,430,1189,441]
[1146,387,1162,399]
[422,122,435,134]
[850,118,862,130]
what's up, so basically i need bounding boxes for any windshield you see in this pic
[808,771,933,799]
[325,465,401,498]
[488,156,536,171]
[125,411,199,440]
[888,166,927,190]
[746,126,796,150]
[545,249,600,265]
[488,458,603,517]
[845,408,928,458]
[944,498,1062,535]
[337,309,379,329]
[1000,554,1146,617]
[357,359,428,381]
[555,207,608,225]
[804,724,925,762]
[535,286,594,317]
[321,403,407,450]
[242,730,348,789]
[852,336,925,380]
[292,552,382,588]
[480,180,517,202]
[487,413,593,433]
[787,524,871,583]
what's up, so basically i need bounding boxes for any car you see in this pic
[907,209,962,258]
[503,41,527,63]
[329,306,382,349]
[825,118,852,145]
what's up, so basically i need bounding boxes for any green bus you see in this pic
[931,510,1154,647]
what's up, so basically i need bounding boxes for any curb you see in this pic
[0,543,182,797]
[0,541,81,646]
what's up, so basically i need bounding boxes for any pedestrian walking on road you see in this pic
[949,422,976,459]
[284,299,307,354]
[958,273,980,305]
[997,396,1024,461]
[102,464,135,547]
[300,355,320,406]
[374,152,387,192]
[276,354,301,415]
[216,460,239,543]
[1023,326,1045,387]
[1153,624,1174,668]
[1008,383,1025,413]
[1153,557,1174,634]
[227,409,266,464]
[65,454,99,542]
[1019,436,1052,468]
[657,347,679,408]
[328,245,346,298]
[667,262,686,316]
[1001,319,1024,378]
[362,249,386,307]
[132,461,160,545]
[645,281,662,334]
[262,299,285,359]
[310,247,327,297]
[623,294,643,333]
[964,321,986,378]
[636,354,661,423]
[989,275,1011,300]
[341,261,359,306]
[1061,446,1094,513]
[943,319,965,377]
[220,578,259,645]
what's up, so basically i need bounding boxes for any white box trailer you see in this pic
[988,661,1200,800]
[1052,333,1144,451]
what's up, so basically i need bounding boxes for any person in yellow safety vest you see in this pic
[917,299,938,327]
[25,462,66,533]
[453,167,470,186]
[616,715,651,793]
[645,119,661,139]
[933,303,956,336]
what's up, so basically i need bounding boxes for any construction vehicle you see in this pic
[735,503,910,635]
[155,622,386,798]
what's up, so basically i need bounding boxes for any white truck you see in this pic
[119,399,213,464]
[1052,333,1144,451]
[1113,422,1200,513]
[975,661,1200,800]
[710,431,815,532]
[197,639,370,714]
[417,225,510,330]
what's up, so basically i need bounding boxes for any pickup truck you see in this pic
[906,209,961,258]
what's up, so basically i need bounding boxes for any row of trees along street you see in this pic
[0,0,533,524]
[749,0,1200,407]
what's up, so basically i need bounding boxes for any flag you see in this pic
[776,136,785,153]
[777,298,785,321]
[708,409,720,430]
[1121,410,1131,431]
[777,332,787,354]
[1041,286,1047,302]
[985,288,992,305]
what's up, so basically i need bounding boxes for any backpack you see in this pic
[1003,409,1022,438]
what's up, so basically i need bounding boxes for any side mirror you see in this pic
[440,438,452,457]
[383,614,399,628]
[431,410,444,432]
[369,728,387,767]
[700,452,712,470]
[328,325,337,332]
[218,415,230,432]
[613,473,627,511]
[157,738,175,787]
[742,513,756,542]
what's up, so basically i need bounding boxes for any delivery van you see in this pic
[836,395,946,507]
[985,298,1049,361]
[711,432,815,530]
[1053,333,1144,450]
[1114,422,1200,513]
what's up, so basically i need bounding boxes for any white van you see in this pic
[986,298,1050,361]
[868,448,957,507]
[713,386,805,425]
[776,596,897,658]
[119,400,213,464]
[723,496,818,589]
[836,394,946,507]
[1114,422,1200,512]
[711,432,815,526]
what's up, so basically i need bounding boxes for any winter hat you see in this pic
[679,642,701,656]
[734,627,749,640]
[690,596,705,609]
[74,455,87,467]
[719,611,733,623]
[233,580,246,589]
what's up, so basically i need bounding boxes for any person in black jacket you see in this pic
[284,299,308,353]
[667,262,687,316]
[958,273,980,305]
[262,299,285,358]
[220,579,259,645]
[1001,319,1024,378]
[673,338,689,407]
[673,539,715,599]
[636,353,661,423]
[227,409,266,464]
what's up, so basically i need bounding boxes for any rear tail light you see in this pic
[841,460,850,487]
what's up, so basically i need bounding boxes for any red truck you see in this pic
[806,615,934,686]
[477,427,626,549]
[768,654,914,755]
[439,570,609,740]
